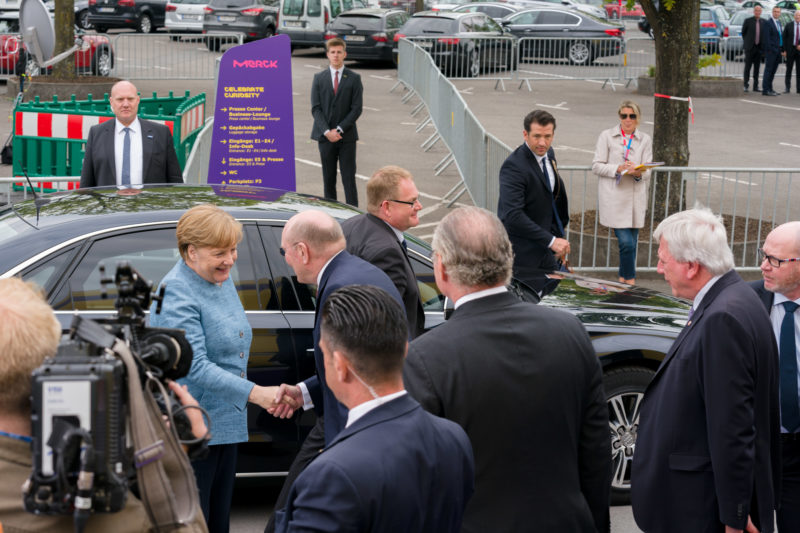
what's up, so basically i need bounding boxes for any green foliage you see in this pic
[697,54,721,70]
[647,64,656,77]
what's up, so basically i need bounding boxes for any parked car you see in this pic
[377,0,419,13]
[699,5,730,53]
[637,14,652,38]
[428,0,472,12]
[0,11,114,76]
[394,10,515,76]
[722,7,791,59]
[775,0,798,13]
[500,7,624,66]
[324,7,408,63]
[452,2,521,22]
[0,184,689,502]
[165,0,208,32]
[203,0,279,50]
[603,0,643,19]
[279,0,363,50]
[510,0,607,20]
[74,0,93,29]
[88,0,169,33]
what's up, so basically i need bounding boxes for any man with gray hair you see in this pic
[403,206,611,533]
[632,207,780,533]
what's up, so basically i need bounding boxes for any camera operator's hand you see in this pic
[168,380,208,440]
[249,385,300,418]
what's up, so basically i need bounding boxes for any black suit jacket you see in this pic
[310,67,363,142]
[742,15,765,52]
[404,291,611,533]
[783,20,800,55]
[632,271,780,533]
[497,144,569,284]
[763,16,783,53]
[274,394,474,533]
[79,118,182,188]
[301,251,402,445]
[341,213,425,339]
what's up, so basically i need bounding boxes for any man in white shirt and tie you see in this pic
[80,80,182,188]
[783,10,800,93]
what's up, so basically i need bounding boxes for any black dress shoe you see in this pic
[785,88,791,93]
[744,86,749,92]
[763,91,780,96]
[754,86,760,92]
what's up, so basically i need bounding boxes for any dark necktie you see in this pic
[777,19,782,47]
[401,239,407,253]
[121,127,131,187]
[334,70,339,95]
[795,23,798,46]
[541,158,564,238]
[688,306,695,321]
[780,301,800,432]
[756,18,760,45]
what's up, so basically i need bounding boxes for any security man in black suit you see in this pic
[742,4,765,93]
[80,80,182,188]
[783,10,800,93]
[497,109,569,294]
[341,165,425,339]
[751,221,800,532]
[310,37,363,207]
[762,5,784,96]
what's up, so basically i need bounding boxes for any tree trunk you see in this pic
[53,0,76,78]
[639,0,698,222]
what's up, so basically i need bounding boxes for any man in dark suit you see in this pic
[310,38,363,207]
[497,109,569,294]
[631,207,780,533]
[742,4,765,93]
[342,165,425,339]
[762,5,784,96]
[80,80,182,188]
[403,207,611,533]
[264,210,403,533]
[783,10,800,93]
[751,221,800,533]
[274,285,474,532]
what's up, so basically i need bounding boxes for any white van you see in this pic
[278,0,367,49]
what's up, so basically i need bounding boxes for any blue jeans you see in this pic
[614,228,639,280]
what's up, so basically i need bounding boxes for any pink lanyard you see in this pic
[620,127,634,162]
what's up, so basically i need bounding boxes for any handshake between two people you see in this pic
[248,384,304,419]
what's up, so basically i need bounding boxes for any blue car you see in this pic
[700,5,730,54]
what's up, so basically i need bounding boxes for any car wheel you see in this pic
[78,9,92,30]
[648,27,654,40]
[605,366,655,505]
[92,46,113,76]
[263,25,274,38]
[464,46,480,77]
[567,40,592,66]
[137,13,152,33]
[20,53,41,77]
[205,37,221,52]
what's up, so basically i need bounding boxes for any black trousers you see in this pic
[318,139,358,207]
[763,49,781,93]
[192,443,238,533]
[264,418,326,533]
[786,48,800,92]
[778,435,800,532]
[743,46,762,89]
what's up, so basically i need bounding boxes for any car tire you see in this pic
[92,45,113,76]
[567,40,592,66]
[137,13,153,33]
[77,9,92,30]
[95,25,107,33]
[648,27,653,40]
[206,37,221,52]
[463,46,480,77]
[18,52,41,77]
[263,25,275,38]
[604,366,655,505]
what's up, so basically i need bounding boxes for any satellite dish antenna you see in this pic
[20,0,78,70]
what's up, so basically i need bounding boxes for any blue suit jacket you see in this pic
[302,251,403,445]
[764,16,783,53]
[274,394,475,533]
[632,271,780,532]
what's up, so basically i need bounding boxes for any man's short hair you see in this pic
[0,278,61,413]
[287,210,345,252]
[326,37,346,51]
[176,204,243,261]
[653,206,735,276]
[433,206,513,287]
[366,165,414,214]
[320,285,407,384]
[523,109,556,133]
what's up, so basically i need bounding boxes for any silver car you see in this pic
[166,0,208,32]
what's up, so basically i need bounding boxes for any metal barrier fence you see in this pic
[183,117,214,184]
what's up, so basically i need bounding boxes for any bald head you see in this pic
[282,210,346,284]
[110,80,140,126]
[761,221,800,300]
[768,222,800,254]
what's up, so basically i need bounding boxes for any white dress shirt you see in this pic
[114,118,143,189]
[346,390,407,428]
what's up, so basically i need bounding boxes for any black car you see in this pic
[88,0,168,32]
[202,0,279,51]
[325,7,410,64]
[0,185,689,502]
[500,6,624,65]
[637,14,652,39]
[395,10,515,76]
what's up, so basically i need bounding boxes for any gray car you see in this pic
[202,0,279,50]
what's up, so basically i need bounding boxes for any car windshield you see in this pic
[331,14,382,30]
[210,0,255,7]
[699,9,713,21]
[402,16,456,33]
[0,18,19,32]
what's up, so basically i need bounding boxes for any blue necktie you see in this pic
[780,301,799,432]
[121,127,131,187]
[401,239,407,253]
[777,19,782,47]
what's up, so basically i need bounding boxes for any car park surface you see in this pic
[88,0,168,32]
[325,7,408,63]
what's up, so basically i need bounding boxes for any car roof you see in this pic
[337,7,403,16]
[454,2,517,8]
[0,185,360,277]
[411,9,473,19]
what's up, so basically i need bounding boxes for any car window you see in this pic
[699,9,712,21]
[331,0,342,18]
[386,12,407,29]
[0,18,19,32]
[483,6,509,19]
[261,225,316,312]
[308,0,320,17]
[331,14,382,30]
[407,250,444,312]
[509,10,539,24]
[482,14,502,31]
[460,16,473,31]
[210,0,254,6]
[402,16,457,33]
[21,246,78,298]
[282,0,303,15]
[537,10,579,25]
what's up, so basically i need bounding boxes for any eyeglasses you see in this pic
[759,249,800,268]
[387,198,419,207]
[619,113,637,120]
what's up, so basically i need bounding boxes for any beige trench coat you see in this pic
[591,125,653,229]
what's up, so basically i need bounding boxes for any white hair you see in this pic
[653,206,734,275]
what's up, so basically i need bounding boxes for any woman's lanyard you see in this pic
[620,127,634,161]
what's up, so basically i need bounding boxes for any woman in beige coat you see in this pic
[591,100,652,285]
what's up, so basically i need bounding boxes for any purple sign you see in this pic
[208,34,296,190]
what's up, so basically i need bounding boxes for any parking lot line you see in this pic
[739,99,800,111]
[780,142,800,149]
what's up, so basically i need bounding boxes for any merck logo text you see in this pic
[233,59,278,68]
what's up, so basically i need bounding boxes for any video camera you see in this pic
[22,262,206,531]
